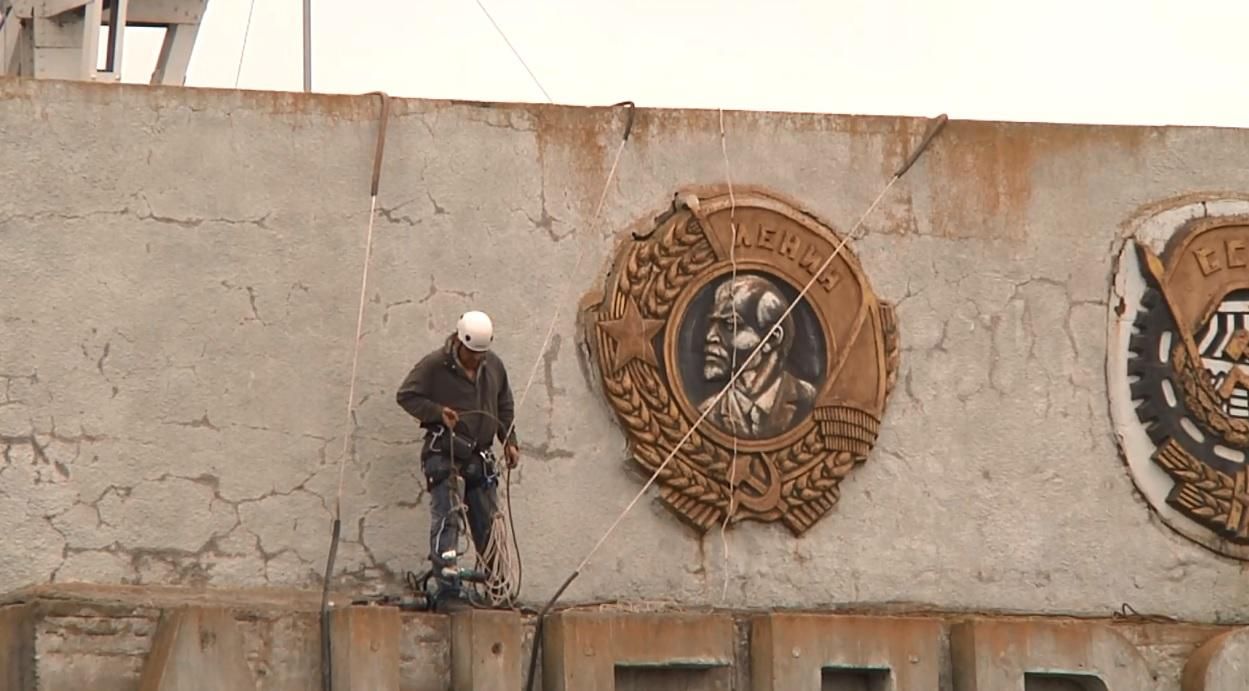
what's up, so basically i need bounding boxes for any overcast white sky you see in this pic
[113,0,1249,128]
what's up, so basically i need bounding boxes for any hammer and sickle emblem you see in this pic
[1216,330,1249,401]
[729,453,782,513]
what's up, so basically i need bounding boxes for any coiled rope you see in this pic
[440,409,523,608]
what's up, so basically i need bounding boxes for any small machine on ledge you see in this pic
[350,549,492,613]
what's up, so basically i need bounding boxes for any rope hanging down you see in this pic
[317,94,636,640]
[319,90,392,691]
[385,102,639,610]
[476,100,635,605]
[470,0,643,607]
[445,409,524,608]
[497,100,635,449]
[716,107,741,604]
[523,112,949,691]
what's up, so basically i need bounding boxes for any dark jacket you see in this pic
[396,333,519,449]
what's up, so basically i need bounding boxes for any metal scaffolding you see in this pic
[1,0,208,86]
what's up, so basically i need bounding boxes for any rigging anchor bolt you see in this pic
[611,100,636,142]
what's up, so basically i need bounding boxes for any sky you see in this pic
[110,0,1249,128]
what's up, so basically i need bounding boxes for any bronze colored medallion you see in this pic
[1115,213,1249,556]
[579,189,899,536]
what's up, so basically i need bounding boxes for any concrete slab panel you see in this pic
[329,605,400,691]
[136,606,256,691]
[751,613,943,690]
[951,618,1152,691]
[541,610,736,691]
[0,604,33,691]
[451,608,522,691]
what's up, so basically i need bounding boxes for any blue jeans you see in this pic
[422,452,499,574]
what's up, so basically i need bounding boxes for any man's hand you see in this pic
[504,442,520,469]
[440,406,459,429]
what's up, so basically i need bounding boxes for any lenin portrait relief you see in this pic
[678,271,826,440]
[583,189,899,534]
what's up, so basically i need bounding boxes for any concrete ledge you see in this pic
[541,610,736,691]
[0,584,1243,691]
[751,613,942,690]
[0,582,337,612]
[137,606,255,691]
[0,584,450,691]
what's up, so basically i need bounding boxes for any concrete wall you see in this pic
[2,77,1248,623]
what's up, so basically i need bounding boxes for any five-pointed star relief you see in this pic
[597,296,666,373]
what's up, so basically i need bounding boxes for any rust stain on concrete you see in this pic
[531,103,618,220]
[631,106,908,141]
[921,120,1152,241]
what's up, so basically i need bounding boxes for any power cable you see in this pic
[473,0,553,103]
[234,0,257,88]
[319,91,392,691]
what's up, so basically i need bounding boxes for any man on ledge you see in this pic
[395,310,520,610]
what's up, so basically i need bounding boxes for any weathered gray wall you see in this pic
[2,78,1248,622]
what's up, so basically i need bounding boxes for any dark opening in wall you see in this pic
[822,668,890,691]
[1025,674,1110,691]
[615,666,731,690]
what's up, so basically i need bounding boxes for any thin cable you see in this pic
[319,95,393,691]
[474,0,553,103]
[333,200,378,509]
[322,190,379,590]
[332,92,392,511]
[716,107,740,604]
[497,105,635,451]
[526,111,947,691]
[524,137,934,691]
[582,181,896,570]
[302,0,312,92]
[320,134,384,691]
[485,135,629,603]
[564,113,949,590]
[511,102,636,691]
[234,0,257,88]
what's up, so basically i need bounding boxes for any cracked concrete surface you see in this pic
[2,80,1249,624]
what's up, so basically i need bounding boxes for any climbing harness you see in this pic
[426,410,523,610]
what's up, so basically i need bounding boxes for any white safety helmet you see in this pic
[456,310,494,352]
